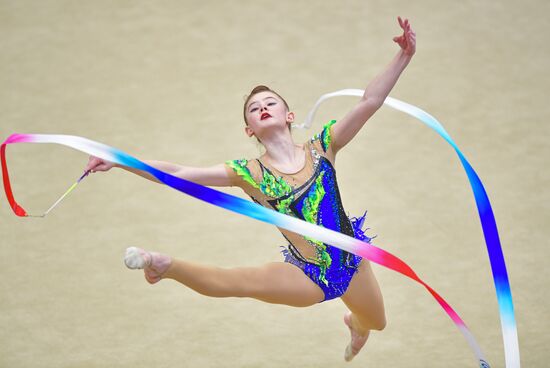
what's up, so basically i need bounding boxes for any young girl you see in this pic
[85,16,416,362]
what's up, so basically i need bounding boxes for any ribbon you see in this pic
[1,92,518,367]
[299,89,519,368]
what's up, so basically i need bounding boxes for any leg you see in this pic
[125,247,325,307]
[164,259,325,307]
[342,260,386,331]
[340,260,386,361]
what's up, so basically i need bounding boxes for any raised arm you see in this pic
[331,16,416,154]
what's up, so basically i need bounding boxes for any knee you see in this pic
[372,314,387,331]
[360,312,386,331]
[370,306,387,331]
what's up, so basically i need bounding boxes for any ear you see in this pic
[244,126,255,138]
[286,111,295,123]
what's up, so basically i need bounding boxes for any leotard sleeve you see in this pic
[310,119,338,165]
[224,158,261,191]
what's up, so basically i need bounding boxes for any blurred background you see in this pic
[1,1,548,367]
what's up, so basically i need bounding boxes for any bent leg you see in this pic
[341,260,386,332]
[340,260,385,361]
[163,258,325,307]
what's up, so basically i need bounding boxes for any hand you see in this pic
[393,16,416,56]
[85,155,116,173]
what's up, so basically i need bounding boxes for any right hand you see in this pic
[393,16,416,56]
[85,155,116,173]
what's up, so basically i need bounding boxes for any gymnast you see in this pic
[84,16,416,361]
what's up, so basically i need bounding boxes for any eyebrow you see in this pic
[248,96,277,109]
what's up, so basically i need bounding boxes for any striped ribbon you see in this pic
[1,91,518,367]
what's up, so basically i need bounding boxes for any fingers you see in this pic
[85,156,99,172]
[407,28,416,41]
[398,16,416,39]
[397,16,414,34]
[94,164,108,172]
[397,16,408,30]
[85,155,110,173]
[393,35,404,46]
[395,16,416,53]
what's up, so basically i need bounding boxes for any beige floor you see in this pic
[1,1,548,367]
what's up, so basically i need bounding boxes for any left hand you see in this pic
[393,16,416,56]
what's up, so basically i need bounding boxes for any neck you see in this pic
[260,129,302,166]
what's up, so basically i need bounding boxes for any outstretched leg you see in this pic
[124,247,325,307]
[340,260,386,361]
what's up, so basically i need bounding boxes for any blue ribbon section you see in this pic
[302,90,519,368]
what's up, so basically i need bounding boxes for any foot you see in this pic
[344,312,370,362]
[124,246,172,284]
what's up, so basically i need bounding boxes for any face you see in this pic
[244,91,294,139]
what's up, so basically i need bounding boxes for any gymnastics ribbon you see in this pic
[0,93,517,367]
[298,89,519,368]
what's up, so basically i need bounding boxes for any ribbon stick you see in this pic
[1,92,517,367]
[41,170,90,217]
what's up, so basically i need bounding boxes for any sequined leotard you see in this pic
[225,120,374,302]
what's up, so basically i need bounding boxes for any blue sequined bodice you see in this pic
[226,120,370,287]
[255,135,358,284]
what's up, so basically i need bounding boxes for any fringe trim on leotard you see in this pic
[280,209,377,273]
[349,210,377,244]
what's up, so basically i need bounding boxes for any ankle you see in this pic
[350,314,369,336]
[143,252,172,284]
[160,257,176,279]
[149,249,171,267]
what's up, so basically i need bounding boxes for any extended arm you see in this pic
[332,16,416,154]
[85,155,232,187]
[116,161,233,187]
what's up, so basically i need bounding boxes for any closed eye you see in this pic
[248,98,277,113]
